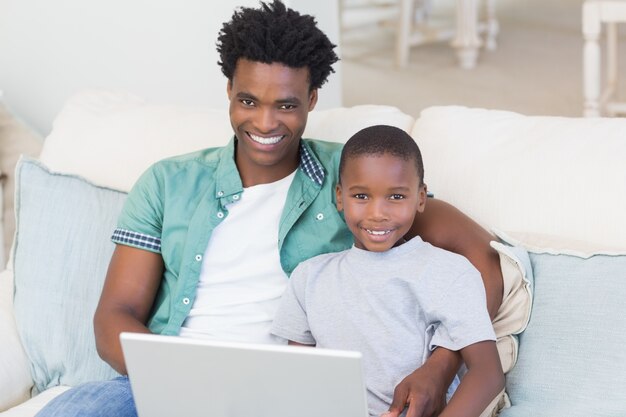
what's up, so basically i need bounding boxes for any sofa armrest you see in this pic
[0,267,33,411]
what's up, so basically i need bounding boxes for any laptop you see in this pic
[120,332,369,417]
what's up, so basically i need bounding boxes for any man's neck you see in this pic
[235,147,300,188]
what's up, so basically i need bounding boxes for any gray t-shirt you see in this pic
[271,236,496,417]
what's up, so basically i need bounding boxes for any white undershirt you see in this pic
[179,171,296,345]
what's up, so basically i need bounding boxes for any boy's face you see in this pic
[336,153,426,252]
[227,58,318,186]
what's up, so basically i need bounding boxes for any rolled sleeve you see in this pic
[111,164,163,253]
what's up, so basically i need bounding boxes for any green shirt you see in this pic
[112,138,353,335]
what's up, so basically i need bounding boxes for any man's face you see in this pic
[336,153,426,252]
[227,58,318,186]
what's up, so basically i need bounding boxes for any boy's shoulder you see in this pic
[384,237,479,284]
[419,240,480,277]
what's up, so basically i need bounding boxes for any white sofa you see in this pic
[1,90,625,417]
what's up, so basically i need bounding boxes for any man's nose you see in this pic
[255,107,279,133]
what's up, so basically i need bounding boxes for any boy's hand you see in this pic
[381,366,446,417]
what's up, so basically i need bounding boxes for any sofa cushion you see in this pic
[412,106,626,254]
[38,89,232,193]
[304,104,415,144]
[12,158,123,394]
[38,89,415,193]
[0,386,70,417]
[494,229,624,259]
[499,252,626,417]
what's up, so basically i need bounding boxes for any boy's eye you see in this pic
[353,193,368,200]
[241,99,255,107]
[279,104,296,110]
[390,194,405,200]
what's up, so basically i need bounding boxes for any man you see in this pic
[36,2,503,417]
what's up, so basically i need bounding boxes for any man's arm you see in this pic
[93,245,164,375]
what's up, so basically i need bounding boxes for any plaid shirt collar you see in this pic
[298,139,325,186]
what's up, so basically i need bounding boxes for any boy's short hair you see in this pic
[216,0,339,90]
[339,125,425,185]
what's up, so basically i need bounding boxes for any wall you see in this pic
[0,0,342,135]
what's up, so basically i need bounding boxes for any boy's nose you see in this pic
[368,200,389,221]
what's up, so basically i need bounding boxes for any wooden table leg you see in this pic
[451,0,482,69]
[583,1,602,117]
[395,0,414,68]
[485,0,499,50]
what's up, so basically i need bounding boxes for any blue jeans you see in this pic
[35,376,137,417]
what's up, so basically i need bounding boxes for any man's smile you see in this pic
[247,132,286,145]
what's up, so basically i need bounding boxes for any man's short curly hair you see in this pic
[217,0,339,90]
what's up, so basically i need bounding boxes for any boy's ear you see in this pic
[226,80,233,98]
[417,183,427,213]
[335,183,343,212]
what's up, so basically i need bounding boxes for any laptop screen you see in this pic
[120,332,369,417]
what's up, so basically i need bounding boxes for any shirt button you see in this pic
[195,254,202,261]
[217,191,224,197]
[182,298,190,305]
[233,194,240,200]
[316,213,324,220]
[217,211,224,219]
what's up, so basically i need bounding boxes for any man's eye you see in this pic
[279,104,296,110]
[390,194,405,200]
[353,194,368,200]
[241,99,255,107]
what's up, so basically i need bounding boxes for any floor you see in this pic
[340,0,626,117]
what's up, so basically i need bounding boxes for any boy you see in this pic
[271,125,504,417]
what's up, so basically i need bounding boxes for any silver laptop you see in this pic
[120,332,369,417]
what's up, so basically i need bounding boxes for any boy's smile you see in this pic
[227,59,318,187]
[336,153,426,252]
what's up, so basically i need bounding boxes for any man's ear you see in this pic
[226,80,233,99]
[308,89,318,111]
[417,183,427,213]
[335,183,343,212]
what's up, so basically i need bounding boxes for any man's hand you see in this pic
[381,366,446,417]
